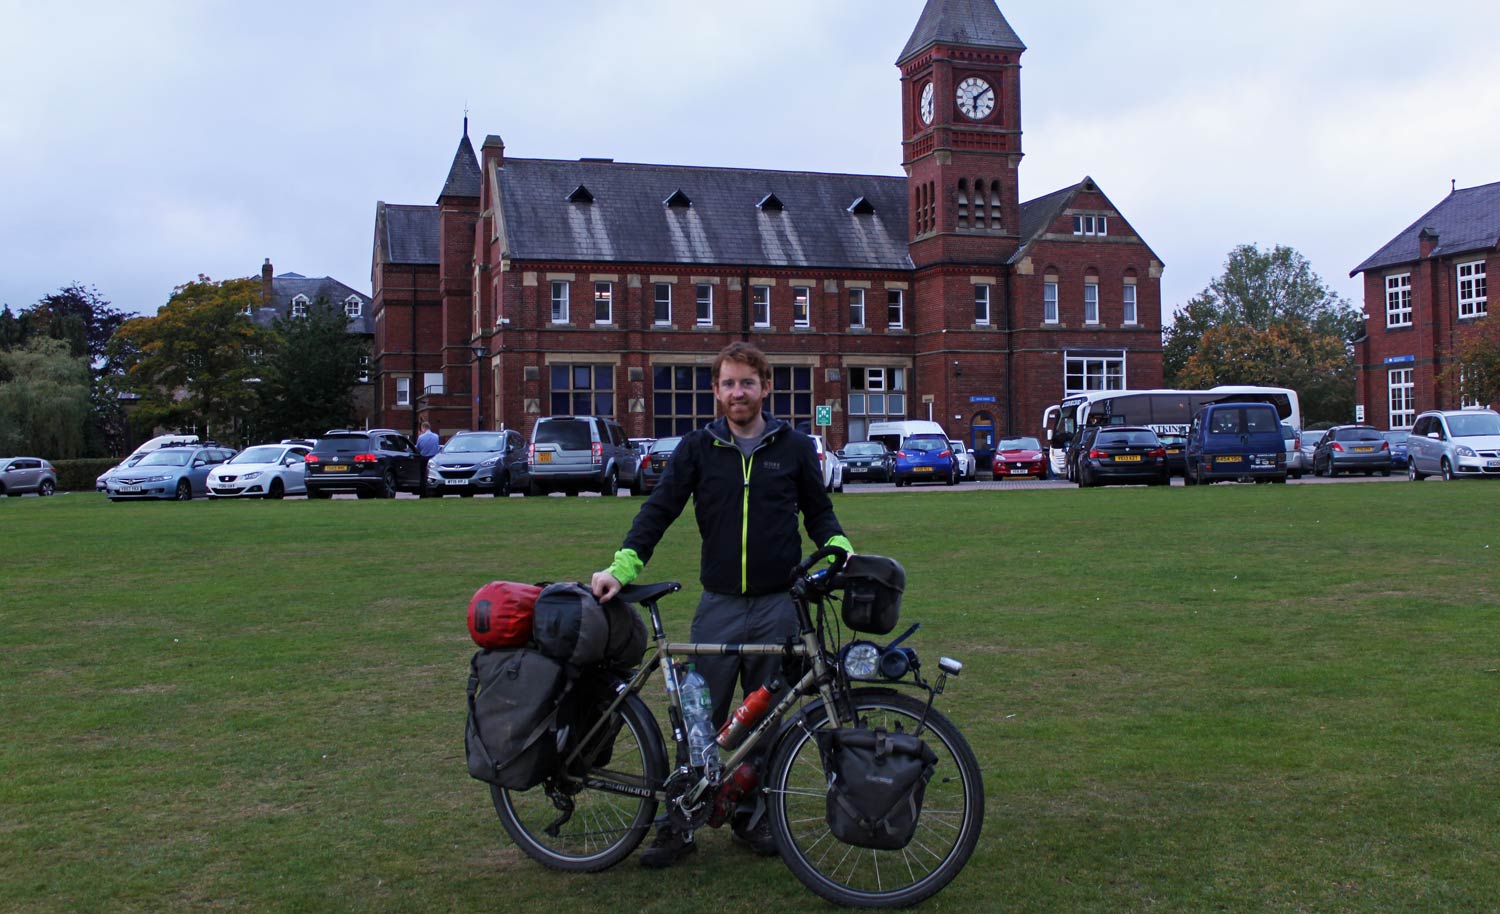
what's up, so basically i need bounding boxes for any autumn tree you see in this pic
[253,297,367,439]
[0,338,91,457]
[1443,316,1500,408]
[1164,244,1361,425]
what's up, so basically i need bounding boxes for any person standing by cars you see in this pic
[591,341,852,868]
[415,421,441,496]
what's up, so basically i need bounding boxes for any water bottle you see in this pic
[717,678,781,750]
[680,664,720,777]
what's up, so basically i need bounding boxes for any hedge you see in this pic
[52,458,120,492]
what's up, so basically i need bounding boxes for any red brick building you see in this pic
[1351,181,1498,429]
[369,0,1164,456]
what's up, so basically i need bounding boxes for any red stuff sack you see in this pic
[468,582,542,649]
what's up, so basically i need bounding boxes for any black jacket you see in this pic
[622,414,844,595]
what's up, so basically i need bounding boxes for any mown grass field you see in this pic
[3,482,1498,914]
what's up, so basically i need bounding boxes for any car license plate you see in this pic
[1114,454,1141,462]
[914,466,933,473]
[1167,448,1181,455]
[1354,447,1374,453]
[118,485,142,493]
[1215,456,1243,464]
[1009,468,1029,475]
[1488,459,1500,469]
[539,453,552,463]
[849,467,867,474]
[326,464,349,472]
[446,478,468,485]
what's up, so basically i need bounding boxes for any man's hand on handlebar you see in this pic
[591,570,623,603]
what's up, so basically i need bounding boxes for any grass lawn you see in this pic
[3,482,1499,913]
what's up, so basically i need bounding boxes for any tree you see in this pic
[1163,244,1361,426]
[111,276,272,442]
[0,338,92,458]
[24,284,128,362]
[1445,316,1500,408]
[253,298,366,439]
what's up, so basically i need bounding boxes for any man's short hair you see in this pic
[420,421,431,431]
[712,341,772,385]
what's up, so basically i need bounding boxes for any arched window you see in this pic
[290,294,309,318]
[956,179,969,228]
[973,177,986,229]
[344,295,363,318]
[988,181,1003,230]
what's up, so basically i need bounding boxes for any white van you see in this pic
[867,420,949,454]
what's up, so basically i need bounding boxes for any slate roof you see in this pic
[495,159,915,271]
[377,202,441,265]
[1351,180,1500,276]
[254,273,373,335]
[439,132,482,201]
[1007,176,1165,268]
[898,0,1025,64]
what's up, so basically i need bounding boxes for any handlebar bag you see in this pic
[465,648,569,790]
[839,555,906,635]
[467,581,542,649]
[814,726,937,850]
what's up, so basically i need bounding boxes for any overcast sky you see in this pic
[4,0,1497,321]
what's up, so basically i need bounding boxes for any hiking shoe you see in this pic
[639,826,696,868]
[731,817,778,857]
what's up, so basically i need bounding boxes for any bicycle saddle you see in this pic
[618,581,682,605]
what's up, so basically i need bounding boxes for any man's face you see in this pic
[714,359,770,426]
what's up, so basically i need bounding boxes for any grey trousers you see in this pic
[688,590,799,728]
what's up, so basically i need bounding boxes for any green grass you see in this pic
[3,483,1499,913]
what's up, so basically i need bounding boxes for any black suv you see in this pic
[305,429,423,499]
[426,429,530,497]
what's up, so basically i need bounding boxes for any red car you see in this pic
[992,436,1047,478]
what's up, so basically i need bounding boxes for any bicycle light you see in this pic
[841,642,882,680]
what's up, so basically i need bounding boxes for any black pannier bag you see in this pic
[533,582,648,669]
[815,727,938,850]
[465,648,569,789]
[840,554,905,635]
[564,671,626,776]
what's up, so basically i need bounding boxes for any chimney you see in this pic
[482,134,505,171]
[1418,228,1439,260]
[261,258,274,309]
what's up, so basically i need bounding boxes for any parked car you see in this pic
[1281,423,1307,479]
[107,443,236,501]
[991,436,1046,478]
[1311,425,1392,477]
[527,416,641,496]
[206,442,311,499]
[1064,425,1103,483]
[948,440,976,481]
[1406,408,1500,481]
[95,433,202,491]
[893,434,957,487]
[1382,430,1410,471]
[640,437,682,493]
[1075,426,1170,487]
[0,457,58,497]
[426,429,529,496]
[836,441,895,484]
[810,435,844,493]
[1183,402,1287,485]
[867,419,948,456]
[1298,429,1327,472]
[1157,432,1188,477]
[304,429,424,499]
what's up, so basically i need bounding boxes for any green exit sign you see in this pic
[815,405,833,426]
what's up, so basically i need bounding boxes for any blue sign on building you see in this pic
[969,395,997,403]
[1384,354,1415,365]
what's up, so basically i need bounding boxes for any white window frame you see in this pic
[654,283,672,325]
[849,288,866,329]
[1459,369,1482,409]
[1388,367,1414,428]
[887,289,904,329]
[752,285,771,328]
[1073,215,1108,236]
[792,286,811,328]
[1043,281,1058,324]
[290,294,309,318]
[357,354,370,384]
[551,281,570,324]
[974,284,991,326]
[594,281,613,325]
[1084,282,1100,325]
[423,371,445,396]
[395,376,411,406]
[1122,282,1137,325]
[1385,273,1412,328]
[696,284,713,326]
[1064,352,1126,396]
[344,295,363,318]
[1457,261,1487,319]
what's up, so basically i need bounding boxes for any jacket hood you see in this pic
[705,412,789,445]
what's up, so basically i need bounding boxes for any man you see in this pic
[592,341,851,868]
[415,421,441,496]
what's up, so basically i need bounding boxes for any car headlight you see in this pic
[240,471,262,480]
[145,474,173,483]
[841,642,882,680]
[479,456,499,468]
[1457,446,1476,458]
[427,465,441,478]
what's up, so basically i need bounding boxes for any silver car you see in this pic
[527,416,641,496]
[1,457,58,496]
[1406,409,1500,481]
[1281,423,1307,479]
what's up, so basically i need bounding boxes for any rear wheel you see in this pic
[39,479,56,496]
[308,488,333,499]
[378,470,398,499]
[492,691,666,873]
[599,470,617,497]
[766,689,984,908]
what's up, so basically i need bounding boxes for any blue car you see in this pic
[892,434,957,487]
[1383,430,1409,470]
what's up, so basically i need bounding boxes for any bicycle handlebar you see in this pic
[790,545,849,583]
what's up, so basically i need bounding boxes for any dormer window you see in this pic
[1073,215,1108,236]
[664,189,692,208]
[567,185,594,204]
[291,294,309,318]
[757,193,784,212]
[344,296,363,318]
[848,196,876,215]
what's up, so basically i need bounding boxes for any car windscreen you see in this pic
[1333,427,1383,442]
[1097,431,1158,447]
[1448,413,1500,437]
[998,437,1040,451]
[902,436,946,452]
[650,437,682,454]
[137,450,193,467]
[1382,431,1408,444]
[844,442,886,456]
[232,446,284,464]
[444,434,504,453]
[313,435,372,455]
[535,421,592,450]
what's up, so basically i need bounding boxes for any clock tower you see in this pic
[898,0,1025,268]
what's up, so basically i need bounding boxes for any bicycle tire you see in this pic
[764,688,984,908]
[491,690,667,872]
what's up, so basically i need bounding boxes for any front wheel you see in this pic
[765,689,984,909]
[1441,458,1455,481]
[174,480,192,501]
[1409,461,1425,482]
[492,690,666,873]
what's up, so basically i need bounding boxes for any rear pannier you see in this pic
[839,555,906,635]
[465,648,569,789]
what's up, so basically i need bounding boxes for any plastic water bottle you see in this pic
[680,664,720,777]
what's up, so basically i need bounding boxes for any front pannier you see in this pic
[815,727,937,850]
[465,648,569,790]
[839,554,905,635]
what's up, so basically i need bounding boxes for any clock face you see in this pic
[955,77,995,120]
[919,82,934,125]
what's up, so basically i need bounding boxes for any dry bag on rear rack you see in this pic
[465,648,569,790]
[467,581,542,649]
[814,726,937,850]
[839,555,906,635]
[533,582,648,669]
